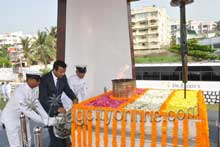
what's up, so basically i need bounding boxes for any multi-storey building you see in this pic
[0,31,24,48]
[187,20,217,34]
[131,6,171,56]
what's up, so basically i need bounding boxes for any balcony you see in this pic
[132,25,147,29]
[134,45,147,50]
[131,17,147,23]
[133,31,147,36]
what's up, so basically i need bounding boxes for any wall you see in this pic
[65,0,133,97]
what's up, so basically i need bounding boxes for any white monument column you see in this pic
[65,0,133,97]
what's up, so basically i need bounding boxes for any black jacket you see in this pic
[39,71,77,116]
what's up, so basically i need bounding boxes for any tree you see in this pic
[46,26,57,38]
[0,45,12,67]
[21,37,36,66]
[169,39,217,61]
[32,30,56,68]
[215,21,220,31]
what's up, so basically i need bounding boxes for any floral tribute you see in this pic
[81,88,146,108]
[160,90,199,115]
[72,89,210,147]
[125,89,173,111]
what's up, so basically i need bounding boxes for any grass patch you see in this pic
[135,56,181,63]
[206,104,220,111]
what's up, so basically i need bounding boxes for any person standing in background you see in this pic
[5,81,11,100]
[1,82,6,102]
[61,65,88,110]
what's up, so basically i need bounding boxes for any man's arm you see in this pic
[63,76,78,102]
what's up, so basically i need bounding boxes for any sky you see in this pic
[0,0,219,34]
[0,0,57,34]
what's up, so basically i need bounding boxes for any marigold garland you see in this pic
[87,110,93,147]
[104,110,109,147]
[172,118,178,147]
[196,122,202,147]
[183,118,189,147]
[71,89,210,147]
[112,111,117,147]
[130,111,136,147]
[71,109,76,147]
[82,110,87,147]
[151,118,157,147]
[161,116,167,147]
[121,112,126,147]
[77,110,82,147]
[95,111,100,147]
[140,111,145,147]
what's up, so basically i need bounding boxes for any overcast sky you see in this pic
[0,0,219,34]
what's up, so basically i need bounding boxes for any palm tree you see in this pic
[21,37,35,66]
[215,21,220,31]
[32,31,56,69]
[46,26,57,38]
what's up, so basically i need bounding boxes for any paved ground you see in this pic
[0,109,219,147]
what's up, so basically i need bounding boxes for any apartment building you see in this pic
[0,31,24,48]
[131,6,171,56]
[187,20,217,34]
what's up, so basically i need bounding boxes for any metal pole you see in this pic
[218,90,220,147]
[34,126,43,147]
[20,112,29,147]
[180,3,188,98]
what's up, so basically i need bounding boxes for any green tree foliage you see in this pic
[26,27,56,68]
[0,45,12,67]
[21,37,36,66]
[215,21,220,31]
[169,39,217,61]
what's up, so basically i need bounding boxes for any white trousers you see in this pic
[4,119,31,147]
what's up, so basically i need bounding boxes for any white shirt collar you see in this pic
[52,71,58,85]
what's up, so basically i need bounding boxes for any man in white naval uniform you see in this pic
[1,72,56,147]
[61,65,88,110]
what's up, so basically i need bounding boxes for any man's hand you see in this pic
[58,107,66,113]
[73,99,78,104]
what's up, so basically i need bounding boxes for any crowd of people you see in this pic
[0,60,88,147]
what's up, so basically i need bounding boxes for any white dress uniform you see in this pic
[5,83,11,99]
[1,83,54,147]
[61,74,88,110]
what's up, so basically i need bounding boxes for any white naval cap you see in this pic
[75,65,87,73]
[26,70,41,80]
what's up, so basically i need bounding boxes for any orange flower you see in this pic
[112,111,117,147]
[140,111,145,147]
[151,118,157,147]
[130,111,136,147]
[104,111,108,147]
[71,109,76,147]
[173,118,178,147]
[161,116,167,147]
[87,110,93,147]
[83,110,87,147]
[77,110,82,147]
[95,111,100,147]
[183,118,188,147]
[121,112,126,147]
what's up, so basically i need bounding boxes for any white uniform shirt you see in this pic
[61,75,88,109]
[1,83,51,147]
[1,83,49,124]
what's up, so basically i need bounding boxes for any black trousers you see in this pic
[48,127,71,147]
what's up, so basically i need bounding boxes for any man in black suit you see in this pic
[39,60,78,147]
